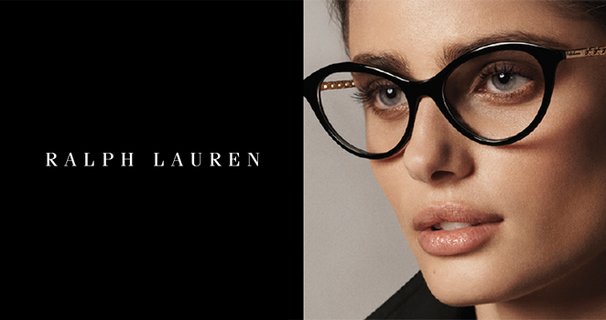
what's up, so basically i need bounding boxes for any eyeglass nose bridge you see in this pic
[398,74,479,147]
[402,75,445,108]
[401,75,451,121]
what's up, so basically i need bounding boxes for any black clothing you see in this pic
[367,271,476,319]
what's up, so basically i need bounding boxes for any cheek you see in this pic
[370,158,415,227]
[533,61,606,191]
[370,158,405,213]
[543,72,606,237]
[476,63,606,283]
[369,155,431,254]
[549,56,606,154]
[501,57,606,215]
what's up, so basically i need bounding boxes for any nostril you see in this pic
[431,170,455,181]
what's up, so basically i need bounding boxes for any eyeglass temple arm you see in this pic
[565,46,606,59]
[320,80,356,91]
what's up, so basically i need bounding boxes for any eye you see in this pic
[352,77,409,120]
[487,71,530,93]
[470,61,543,105]
[376,86,405,109]
[354,81,407,110]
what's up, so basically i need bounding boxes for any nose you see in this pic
[403,97,475,185]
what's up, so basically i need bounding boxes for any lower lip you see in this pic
[417,223,501,256]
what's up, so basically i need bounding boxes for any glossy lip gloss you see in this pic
[414,203,503,256]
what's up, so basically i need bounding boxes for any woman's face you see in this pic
[348,0,606,306]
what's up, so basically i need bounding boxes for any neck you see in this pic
[475,251,606,319]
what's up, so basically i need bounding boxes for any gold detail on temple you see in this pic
[320,80,356,91]
[565,46,606,59]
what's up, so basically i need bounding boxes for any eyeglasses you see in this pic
[303,42,606,159]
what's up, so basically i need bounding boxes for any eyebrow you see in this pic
[441,32,568,66]
[351,52,412,78]
[351,32,568,80]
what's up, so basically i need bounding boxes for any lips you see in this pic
[414,203,503,256]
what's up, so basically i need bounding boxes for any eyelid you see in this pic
[478,60,541,82]
[363,78,399,91]
[351,53,413,80]
[352,72,395,90]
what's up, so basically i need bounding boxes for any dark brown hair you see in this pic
[330,0,606,45]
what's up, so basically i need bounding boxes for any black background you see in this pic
[8,1,302,318]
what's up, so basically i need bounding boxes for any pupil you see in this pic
[385,88,397,99]
[497,72,511,84]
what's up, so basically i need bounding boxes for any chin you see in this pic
[424,274,499,307]
[417,254,529,307]
[427,283,498,307]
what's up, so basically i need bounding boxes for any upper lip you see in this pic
[413,202,503,231]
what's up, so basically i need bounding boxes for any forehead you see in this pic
[348,0,557,48]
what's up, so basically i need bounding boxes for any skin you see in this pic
[347,0,606,318]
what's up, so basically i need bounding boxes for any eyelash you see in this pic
[477,63,530,88]
[353,82,407,117]
[353,81,387,104]
[353,87,373,105]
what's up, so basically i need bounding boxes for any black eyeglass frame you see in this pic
[304,42,606,159]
